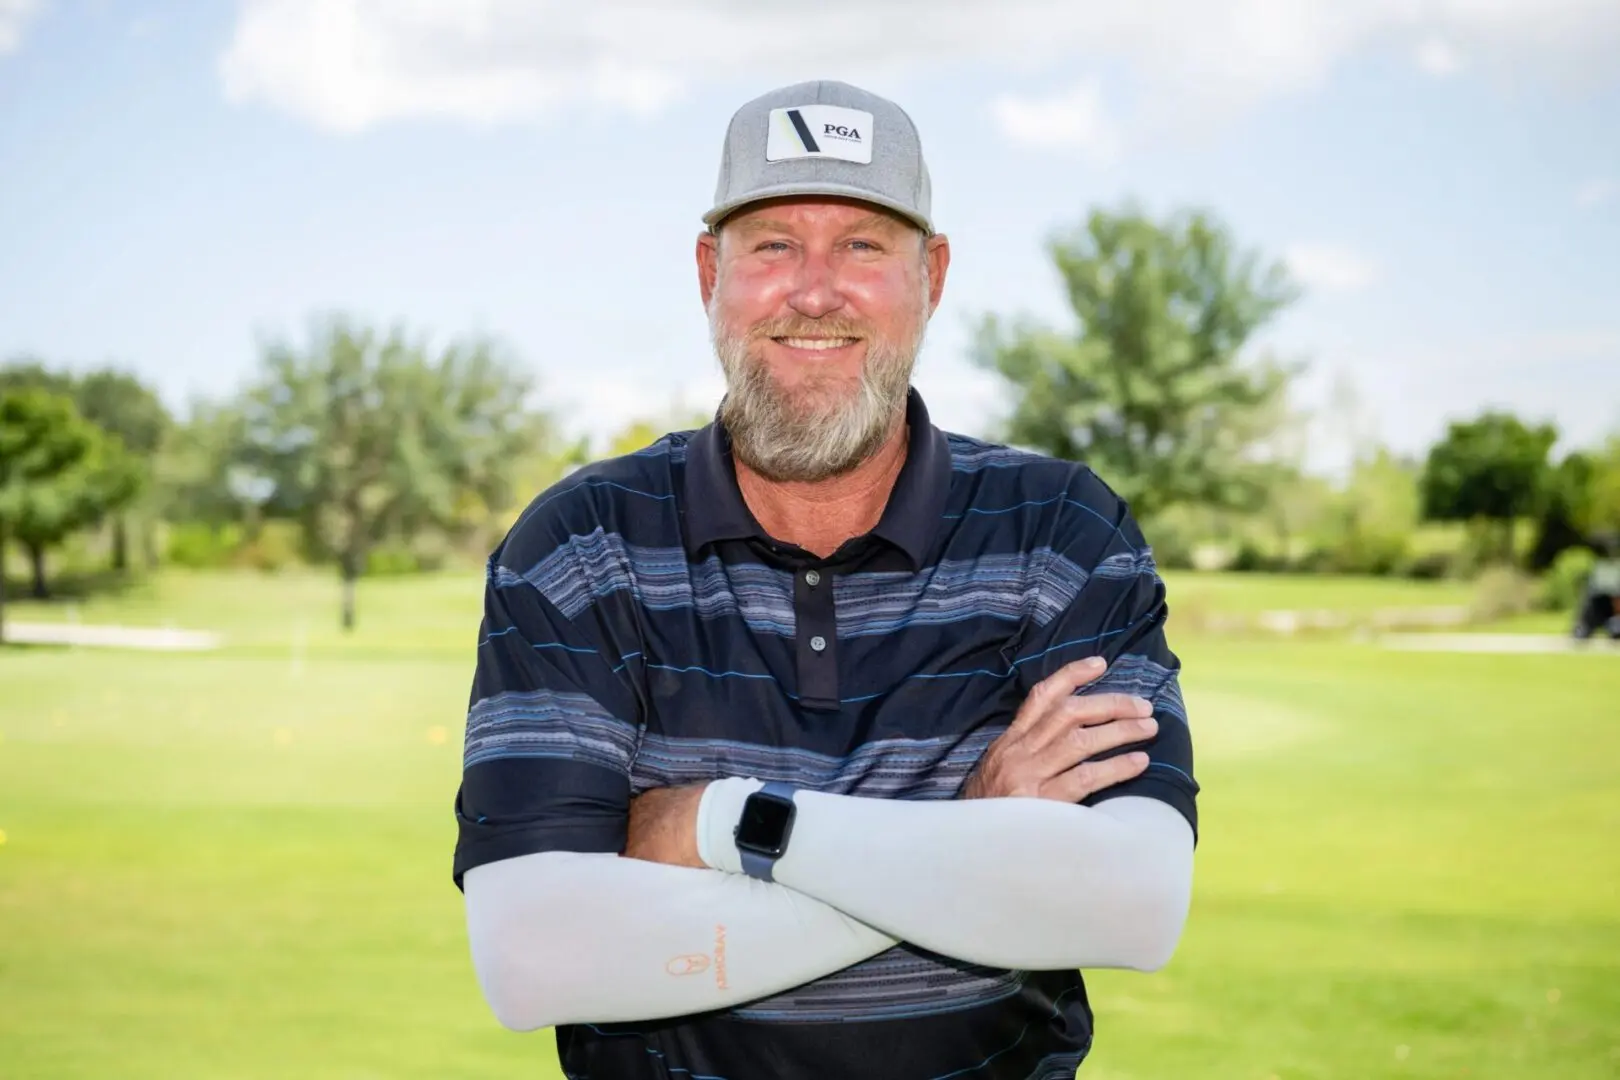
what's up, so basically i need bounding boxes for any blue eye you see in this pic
[758,241,790,253]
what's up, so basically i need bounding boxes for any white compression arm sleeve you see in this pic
[463,852,897,1031]
[701,785,1194,973]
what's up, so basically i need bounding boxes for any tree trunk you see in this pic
[142,518,160,569]
[340,549,361,632]
[113,515,129,572]
[28,541,48,599]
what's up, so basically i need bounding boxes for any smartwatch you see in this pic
[734,781,798,882]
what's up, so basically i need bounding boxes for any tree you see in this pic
[603,410,713,460]
[0,359,171,570]
[241,316,549,631]
[1530,451,1595,570]
[11,429,141,597]
[1584,436,1620,543]
[973,204,1300,521]
[156,399,261,530]
[0,389,97,642]
[0,358,76,400]
[1330,448,1422,574]
[1420,411,1556,564]
[73,369,172,569]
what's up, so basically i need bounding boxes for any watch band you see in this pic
[739,781,798,883]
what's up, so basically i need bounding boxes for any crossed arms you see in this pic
[467,788,1192,1031]
[456,502,1199,1032]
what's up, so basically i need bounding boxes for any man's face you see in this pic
[698,199,950,483]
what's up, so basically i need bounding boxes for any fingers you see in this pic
[1028,691,1154,752]
[1045,750,1151,803]
[1039,712,1160,777]
[1009,656,1109,731]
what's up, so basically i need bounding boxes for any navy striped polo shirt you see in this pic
[452,389,1198,1080]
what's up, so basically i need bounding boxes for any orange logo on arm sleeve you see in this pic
[714,924,729,990]
[665,954,711,977]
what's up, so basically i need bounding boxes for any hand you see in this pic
[623,783,709,869]
[960,657,1156,803]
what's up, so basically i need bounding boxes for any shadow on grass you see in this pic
[0,639,74,653]
[2,567,147,605]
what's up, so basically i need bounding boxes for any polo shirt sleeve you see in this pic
[451,554,643,890]
[1010,471,1199,841]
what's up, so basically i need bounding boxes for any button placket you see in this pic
[793,565,840,710]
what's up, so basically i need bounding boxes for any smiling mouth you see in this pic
[771,337,860,351]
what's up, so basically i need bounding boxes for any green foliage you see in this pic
[0,389,102,633]
[238,315,551,628]
[1420,411,1556,562]
[165,521,249,568]
[0,358,77,399]
[1530,451,1594,570]
[155,400,265,526]
[1322,449,1422,575]
[10,427,142,566]
[1583,435,1620,543]
[2,359,173,573]
[1468,565,1539,622]
[1542,546,1598,612]
[72,368,171,458]
[974,204,1300,520]
[602,410,712,460]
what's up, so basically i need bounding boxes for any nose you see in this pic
[786,250,844,320]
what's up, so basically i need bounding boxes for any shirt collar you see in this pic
[681,387,951,569]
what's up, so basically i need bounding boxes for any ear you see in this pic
[696,230,720,309]
[923,233,951,314]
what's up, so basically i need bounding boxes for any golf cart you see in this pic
[1572,536,1620,640]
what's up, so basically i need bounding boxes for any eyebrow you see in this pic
[730,212,905,239]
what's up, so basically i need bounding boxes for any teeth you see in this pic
[779,337,855,350]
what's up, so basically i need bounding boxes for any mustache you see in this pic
[741,314,870,342]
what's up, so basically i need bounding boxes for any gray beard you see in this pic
[708,295,929,484]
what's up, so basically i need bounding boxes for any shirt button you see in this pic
[805,570,821,587]
[809,635,827,653]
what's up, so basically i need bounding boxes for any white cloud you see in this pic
[1576,178,1615,208]
[1416,39,1464,76]
[1285,245,1379,293]
[990,82,1119,162]
[0,0,41,55]
[219,1,1620,136]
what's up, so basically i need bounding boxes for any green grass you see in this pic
[2,568,482,658]
[2,573,1618,1078]
[1158,571,1476,617]
[8,566,1486,644]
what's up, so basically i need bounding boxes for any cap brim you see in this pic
[703,181,933,236]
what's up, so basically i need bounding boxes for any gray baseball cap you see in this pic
[703,79,934,236]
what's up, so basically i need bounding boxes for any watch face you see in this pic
[736,794,794,855]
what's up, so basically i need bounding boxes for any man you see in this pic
[453,80,1198,1079]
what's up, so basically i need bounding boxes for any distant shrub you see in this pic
[1229,539,1283,573]
[1401,523,1472,579]
[1400,550,1455,580]
[364,534,451,577]
[231,521,303,572]
[1469,566,1539,622]
[1540,547,1596,612]
[1141,514,1196,570]
[365,543,422,577]
[166,523,246,568]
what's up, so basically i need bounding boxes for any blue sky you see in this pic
[2,0,1617,474]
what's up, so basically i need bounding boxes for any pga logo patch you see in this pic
[765,105,874,165]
